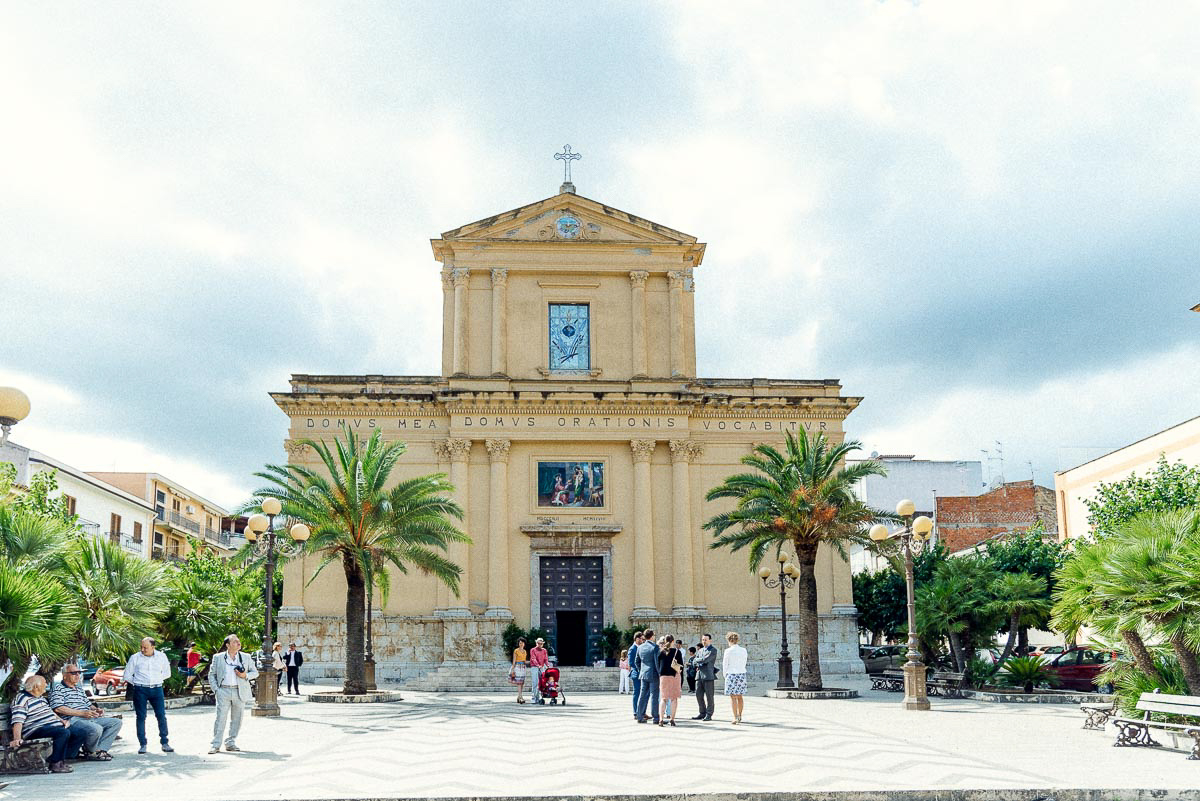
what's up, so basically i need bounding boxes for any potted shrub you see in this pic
[599,624,623,667]
[998,656,1060,694]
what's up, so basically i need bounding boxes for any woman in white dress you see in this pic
[722,631,748,724]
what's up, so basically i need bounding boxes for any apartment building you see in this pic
[0,441,155,558]
[88,472,232,560]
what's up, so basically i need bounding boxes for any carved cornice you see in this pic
[669,439,704,463]
[452,268,470,288]
[520,523,622,537]
[630,439,656,463]
[485,438,511,463]
[491,268,508,288]
[629,270,648,289]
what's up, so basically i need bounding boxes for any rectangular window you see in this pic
[548,303,590,371]
[155,489,165,504]
[109,513,122,543]
[172,498,181,512]
[62,494,77,516]
[155,505,165,521]
[133,522,143,543]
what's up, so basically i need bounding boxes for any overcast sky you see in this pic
[2,2,1197,509]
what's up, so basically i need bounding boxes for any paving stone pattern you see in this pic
[2,678,1197,801]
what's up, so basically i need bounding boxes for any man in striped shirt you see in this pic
[9,675,87,773]
[50,663,122,760]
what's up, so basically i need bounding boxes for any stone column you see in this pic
[490,269,508,376]
[669,439,702,615]
[485,438,512,618]
[630,440,657,617]
[668,270,685,378]
[452,268,470,376]
[434,438,473,616]
[629,271,648,377]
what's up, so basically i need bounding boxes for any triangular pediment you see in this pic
[437,192,697,246]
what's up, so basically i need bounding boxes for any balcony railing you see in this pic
[203,527,232,547]
[77,518,101,537]
[151,543,185,563]
[106,531,144,555]
[167,511,201,534]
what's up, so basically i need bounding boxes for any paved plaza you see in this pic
[3,677,1197,801]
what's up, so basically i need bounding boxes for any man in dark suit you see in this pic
[634,629,660,724]
[628,631,645,721]
[284,643,304,695]
[692,633,718,721]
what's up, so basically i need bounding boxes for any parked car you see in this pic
[1041,647,1118,691]
[861,645,906,673]
[1030,644,1068,659]
[91,666,126,695]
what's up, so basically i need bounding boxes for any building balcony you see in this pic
[106,531,145,555]
[150,543,185,563]
[155,509,201,535]
[77,517,101,538]
[203,527,232,548]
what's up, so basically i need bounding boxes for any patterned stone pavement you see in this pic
[3,677,1197,801]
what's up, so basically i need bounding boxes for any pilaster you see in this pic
[629,271,648,377]
[490,269,508,377]
[434,438,473,617]
[452,268,470,376]
[630,439,657,616]
[668,271,685,378]
[669,439,703,615]
[485,438,512,618]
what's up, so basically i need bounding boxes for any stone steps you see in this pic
[400,665,623,693]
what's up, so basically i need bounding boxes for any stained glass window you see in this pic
[549,303,590,371]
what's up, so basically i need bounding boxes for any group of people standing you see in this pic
[509,636,550,704]
[622,629,748,725]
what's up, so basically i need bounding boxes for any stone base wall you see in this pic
[279,603,863,683]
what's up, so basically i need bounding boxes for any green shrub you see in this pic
[964,657,998,689]
[500,622,525,659]
[998,656,1059,693]
[1103,649,1188,717]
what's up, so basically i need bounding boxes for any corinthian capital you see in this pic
[452,268,470,288]
[284,439,310,459]
[667,270,684,290]
[629,270,648,289]
[669,439,703,463]
[485,438,511,463]
[491,268,508,288]
[630,439,656,463]
[440,270,454,290]
[446,438,472,462]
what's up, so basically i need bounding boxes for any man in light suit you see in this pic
[634,628,660,724]
[209,634,259,754]
[691,633,718,721]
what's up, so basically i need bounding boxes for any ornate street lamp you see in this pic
[245,497,309,715]
[0,387,31,447]
[870,499,935,711]
[758,552,801,689]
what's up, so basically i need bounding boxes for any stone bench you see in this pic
[869,668,905,692]
[0,702,53,775]
[1113,690,1200,760]
[927,671,966,698]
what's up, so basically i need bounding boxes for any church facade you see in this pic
[274,182,865,680]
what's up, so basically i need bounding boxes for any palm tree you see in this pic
[1052,537,1162,684]
[1099,508,1200,694]
[38,538,167,678]
[988,572,1051,669]
[0,504,74,568]
[0,563,72,701]
[248,429,468,694]
[704,429,887,689]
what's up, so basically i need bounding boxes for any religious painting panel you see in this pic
[535,459,607,511]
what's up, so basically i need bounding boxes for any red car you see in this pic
[1042,647,1118,691]
[91,666,126,695]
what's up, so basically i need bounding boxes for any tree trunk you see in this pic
[1120,629,1163,685]
[947,630,966,671]
[1169,633,1200,696]
[343,554,367,695]
[1017,626,1029,657]
[995,613,1019,670]
[792,543,823,690]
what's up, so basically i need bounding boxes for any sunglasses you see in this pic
[64,670,82,675]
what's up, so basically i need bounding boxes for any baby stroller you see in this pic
[538,667,564,705]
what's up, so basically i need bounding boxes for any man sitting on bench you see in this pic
[50,664,122,760]
[9,675,88,773]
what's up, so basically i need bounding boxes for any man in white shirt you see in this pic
[124,637,173,754]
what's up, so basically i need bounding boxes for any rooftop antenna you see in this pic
[980,449,991,486]
[1027,459,1035,482]
[995,441,1006,491]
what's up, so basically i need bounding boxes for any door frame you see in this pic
[522,523,618,637]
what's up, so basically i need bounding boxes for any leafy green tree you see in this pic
[704,429,887,689]
[982,523,1066,653]
[3,468,79,527]
[915,556,1004,670]
[1084,455,1200,537]
[1052,536,1161,683]
[37,538,167,677]
[247,429,467,694]
[1098,508,1200,694]
[988,573,1051,669]
[0,564,72,701]
[852,569,905,644]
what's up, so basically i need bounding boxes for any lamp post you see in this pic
[870,499,935,711]
[244,498,309,716]
[758,552,801,689]
[0,387,31,448]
